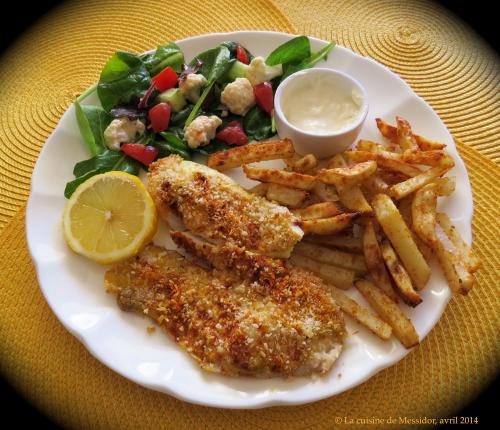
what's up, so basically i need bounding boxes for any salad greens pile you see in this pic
[65,36,335,198]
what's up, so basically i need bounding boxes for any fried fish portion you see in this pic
[147,155,303,257]
[105,234,346,377]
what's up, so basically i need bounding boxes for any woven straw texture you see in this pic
[0,0,498,429]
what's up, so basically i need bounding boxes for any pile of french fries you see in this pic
[207,116,480,349]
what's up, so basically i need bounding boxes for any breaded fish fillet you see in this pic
[147,155,303,257]
[105,234,346,377]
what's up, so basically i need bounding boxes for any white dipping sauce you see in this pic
[281,73,363,134]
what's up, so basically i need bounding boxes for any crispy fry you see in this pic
[389,156,455,200]
[380,241,422,307]
[292,202,344,220]
[266,183,308,208]
[434,229,475,295]
[355,280,419,348]
[436,212,480,272]
[403,149,446,166]
[300,213,359,235]
[412,183,438,246]
[317,161,377,187]
[243,165,316,190]
[346,151,422,177]
[415,134,447,151]
[327,153,348,168]
[312,182,340,202]
[207,139,295,170]
[398,195,433,262]
[304,234,363,253]
[434,177,456,196]
[362,219,398,301]
[291,154,318,173]
[246,183,269,196]
[396,116,419,151]
[376,118,446,150]
[362,173,390,195]
[357,140,401,154]
[337,185,372,213]
[294,242,367,273]
[372,194,431,290]
[378,170,410,185]
[289,254,355,289]
[328,287,392,340]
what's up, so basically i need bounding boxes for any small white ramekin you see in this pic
[274,68,368,159]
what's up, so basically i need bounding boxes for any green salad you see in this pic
[65,36,335,198]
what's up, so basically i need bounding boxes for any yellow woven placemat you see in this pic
[0,0,499,428]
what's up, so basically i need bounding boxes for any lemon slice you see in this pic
[62,171,157,264]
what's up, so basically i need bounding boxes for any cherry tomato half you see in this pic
[148,102,171,132]
[121,144,159,166]
[253,82,274,115]
[236,44,250,64]
[152,66,178,92]
[215,121,248,146]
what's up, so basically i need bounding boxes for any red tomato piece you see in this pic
[236,44,250,64]
[152,66,178,92]
[121,144,159,166]
[253,82,274,115]
[215,121,248,146]
[148,102,171,132]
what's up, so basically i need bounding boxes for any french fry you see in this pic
[411,183,438,246]
[396,116,419,151]
[266,183,308,208]
[414,134,447,151]
[362,219,399,301]
[243,165,316,190]
[328,287,392,340]
[337,184,373,213]
[436,212,480,272]
[434,230,475,295]
[355,280,419,348]
[300,213,359,235]
[357,140,401,155]
[207,139,295,170]
[294,242,367,273]
[434,177,456,196]
[327,153,348,168]
[289,254,356,289]
[362,173,390,195]
[317,161,377,187]
[312,182,340,202]
[380,241,422,307]
[398,195,433,262]
[403,149,446,166]
[291,154,318,173]
[378,170,410,185]
[372,194,431,290]
[304,234,363,253]
[389,156,455,200]
[376,118,446,150]
[246,183,269,196]
[346,151,422,177]
[292,202,344,220]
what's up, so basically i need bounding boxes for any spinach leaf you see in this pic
[74,102,112,156]
[281,42,336,81]
[220,41,254,62]
[155,131,191,159]
[193,140,232,155]
[65,150,141,198]
[243,105,273,141]
[141,42,184,75]
[185,45,231,126]
[170,105,193,126]
[265,36,310,66]
[97,51,151,112]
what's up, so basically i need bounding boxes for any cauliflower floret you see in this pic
[179,73,207,103]
[220,78,255,116]
[103,117,145,151]
[245,56,283,86]
[184,115,222,149]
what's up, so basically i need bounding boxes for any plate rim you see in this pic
[25,30,473,409]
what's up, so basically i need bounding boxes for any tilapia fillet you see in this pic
[147,155,303,257]
[105,235,346,377]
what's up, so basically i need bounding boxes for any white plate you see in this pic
[26,31,473,409]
